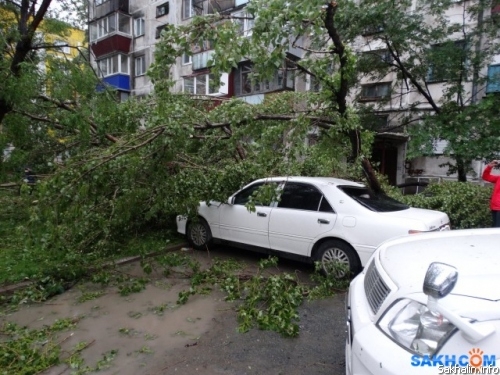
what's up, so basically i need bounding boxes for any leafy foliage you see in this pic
[387,181,492,229]
[154,253,347,337]
[236,257,304,337]
[0,317,82,375]
[0,191,33,284]
[13,87,361,292]
[0,190,176,303]
[408,97,500,178]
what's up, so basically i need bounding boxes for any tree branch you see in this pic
[37,94,119,143]
[75,128,167,183]
[193,114,336,131]
[384,38,441,114]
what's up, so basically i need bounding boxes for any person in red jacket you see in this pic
[482,160,500,227]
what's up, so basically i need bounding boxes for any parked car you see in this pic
[176,177,450,275]
[345,228,500,375]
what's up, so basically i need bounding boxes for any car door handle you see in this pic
[257,212,267,217]
[318,218,330,224]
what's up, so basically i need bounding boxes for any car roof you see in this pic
[253,176,366,187]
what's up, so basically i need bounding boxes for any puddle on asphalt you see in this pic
[1,247,312,374]
[0,258,229,375]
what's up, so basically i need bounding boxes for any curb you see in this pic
[0,242,188,297]
[109,242,188,267]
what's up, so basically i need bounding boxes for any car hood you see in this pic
[380,207,449,229]
[377,229,500,301]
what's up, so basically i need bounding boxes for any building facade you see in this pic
[351,0,500,187]
[88,0,499,187]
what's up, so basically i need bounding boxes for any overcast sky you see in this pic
[47,0,86,29]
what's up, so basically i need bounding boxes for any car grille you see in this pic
[364,261,390,314]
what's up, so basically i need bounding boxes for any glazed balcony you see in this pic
[90,0,129,21]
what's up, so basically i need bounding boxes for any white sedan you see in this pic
[346,229,500,375]
[176,176,450,275]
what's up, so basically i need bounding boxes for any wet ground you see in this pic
[1,247,347,375]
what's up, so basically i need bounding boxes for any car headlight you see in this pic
[377,299,457,356]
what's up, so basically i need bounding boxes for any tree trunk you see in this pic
[0,98,12,126]
[0,0,53,126]
[456,157,467,182]
[324,1,383,194]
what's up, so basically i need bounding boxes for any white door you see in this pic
[269,182,337,256]
[219,182,273,249]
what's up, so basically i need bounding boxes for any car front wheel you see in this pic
[314,240,360,278]
[187,218,212,250]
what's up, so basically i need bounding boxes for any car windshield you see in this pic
[338,186,409,212]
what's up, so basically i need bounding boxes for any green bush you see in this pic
[388,181,492,229]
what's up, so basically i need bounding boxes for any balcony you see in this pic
[193,50,215,70]
[91,0,129,20]
[192,0,236,15]
[91,34,132,58]
[234,62,295,97]
[103,74,130,91]
[492,1,500,15]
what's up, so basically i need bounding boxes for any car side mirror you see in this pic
[423,262,458,299]
[227,197,234,205]
[423,262,495,343]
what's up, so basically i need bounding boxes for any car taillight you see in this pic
[408,223,450,234]
[408,229,423,234]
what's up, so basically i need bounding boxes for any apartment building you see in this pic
[88,0,499,187]
[89,0,294,98]
[352,1,500,186]
[37,25,86,77]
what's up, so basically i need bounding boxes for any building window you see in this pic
[233,11,254,37]
[363,115,390,131]
[427,40,466,83]
[358,49,393,74]
[308,75,321,92]
[193,50,215,70]
[89,13,131,42]
[192,39,214,54]
[120,91,130,102]
[54,40,70,54]
[182,53,192,65]
[135,56,146,76]
[155,24,169,39]
[183,74,218,95]
[359,82,391,101]
[235,62,294,96]
[363,49,393,64]
[156,2,169,17]
[183,0,195,19]
[362,25,384,36]
[487,65,500,93]
[134,18,145,37]
[118,13,130,34]
[97,54,129,77]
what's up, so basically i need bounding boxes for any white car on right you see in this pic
[346,228,500,375]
